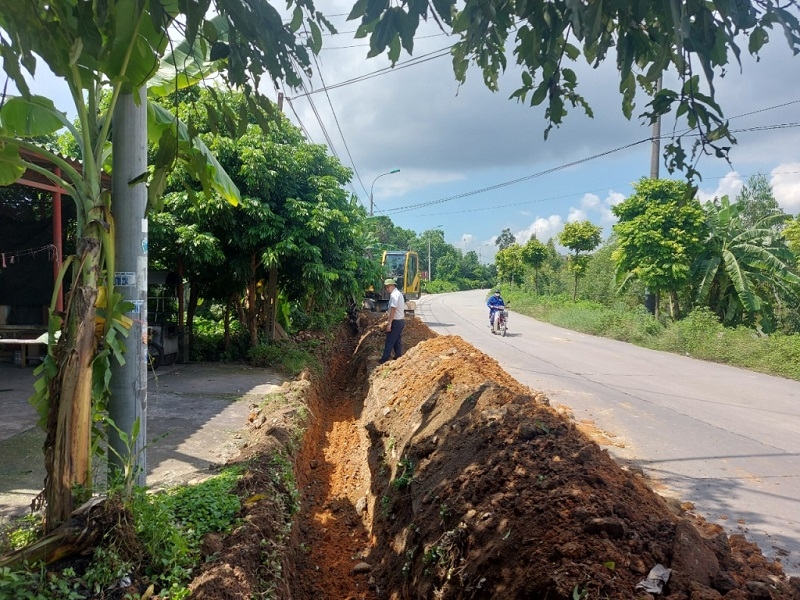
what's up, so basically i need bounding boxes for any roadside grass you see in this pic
[503,289,800,381]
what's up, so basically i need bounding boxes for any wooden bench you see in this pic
[0,336,47,367]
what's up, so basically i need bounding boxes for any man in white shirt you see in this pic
[380,278,405,363]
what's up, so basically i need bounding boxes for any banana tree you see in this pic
[692,196,800,329]
[0,0,329,528]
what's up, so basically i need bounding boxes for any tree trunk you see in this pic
[670,290,681,320]
[224,300,231,352]
[44,240,100,530]
[248,253,258,348]
[265,267,278,341]
[573,274,578,302]
[187,277,199,356]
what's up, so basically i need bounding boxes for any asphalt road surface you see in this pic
[416,289,800,574]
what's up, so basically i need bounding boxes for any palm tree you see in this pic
[692,196,800,329]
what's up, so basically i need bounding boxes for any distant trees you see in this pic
[521,238,548,288]
[495,245,525,283]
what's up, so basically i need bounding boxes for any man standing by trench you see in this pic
[380,278,405,363]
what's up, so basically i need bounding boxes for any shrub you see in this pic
[249,340,320,376]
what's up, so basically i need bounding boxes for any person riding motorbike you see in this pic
[487,289,505,331]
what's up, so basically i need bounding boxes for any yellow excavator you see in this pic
[364,250,421,313]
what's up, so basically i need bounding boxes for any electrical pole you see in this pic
[428,237,431,282]
[644,76,663,315]
[649,76,662,180]
[109,88,148,486]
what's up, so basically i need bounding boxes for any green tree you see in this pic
[366,216,418,251]
[612,179,707,319]
[783,218,800,259]
[691,195,800,330]
[521,236,548,292]
[495,244,525,283]
[736,174,783,229]
[558,221,602,301]
[152,97,370,347]
[495,228,517,251]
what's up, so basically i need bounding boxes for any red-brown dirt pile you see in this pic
[348,314,800,599]
[187,313,799,600]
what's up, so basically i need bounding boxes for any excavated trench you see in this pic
[206,313,800,600]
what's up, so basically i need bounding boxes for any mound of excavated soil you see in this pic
[191,313,800,600]
[305,313,799,600]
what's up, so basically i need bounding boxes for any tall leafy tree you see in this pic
[350,1,800,179]
[495,228,517,251]
[495,244,525,283]
[558,220,602,301]
[691,195,800,330]
[736,174,783,229]
[520,235,549,293]
[151,98,370,346]
[612,179,707,319]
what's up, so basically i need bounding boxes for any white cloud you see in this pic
[567,207,586,222]
[697,171,744,202]
[457,233,474,249]
[517,215,564,245]
[770,163,800,213]
[606,191,626,206]
[580,193,601,209]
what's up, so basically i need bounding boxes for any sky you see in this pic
[11,3,800,264]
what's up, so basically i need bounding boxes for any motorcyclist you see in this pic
[487,289,505,330]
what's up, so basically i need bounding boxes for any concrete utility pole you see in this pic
[109,89,148,486]
[649,77,663,180]
[645,76,663,315]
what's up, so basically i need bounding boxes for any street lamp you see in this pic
[369,168,400,216]
[478,243,490,263]
[429,225,443,282]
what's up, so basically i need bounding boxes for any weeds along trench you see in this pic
[283,312,800,599]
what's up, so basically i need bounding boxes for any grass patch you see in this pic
[504,290,800,381]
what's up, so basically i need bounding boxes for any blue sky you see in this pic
[12,3,800,265]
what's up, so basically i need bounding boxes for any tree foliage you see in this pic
[612,178,707,318]
[495,244,525,283]
[558,220,602,301]
[495,228,517,251]
[691,195,800,330]
[736,173,783,229]
[349,0,800,178]
[150,93,372,345]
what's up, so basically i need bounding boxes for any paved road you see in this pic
[416,289,800,574]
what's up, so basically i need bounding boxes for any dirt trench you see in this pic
[194,313,800,600]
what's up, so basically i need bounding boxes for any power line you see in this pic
[384,111,800,216]
[406,170,800,218]
[287,47,452,99]
[386,139,652,214]
[303,25,369,198]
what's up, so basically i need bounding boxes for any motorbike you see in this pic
[491,305,509,337]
